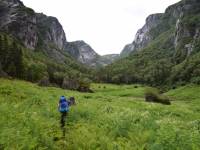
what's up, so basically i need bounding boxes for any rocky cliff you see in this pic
[0,0,118,67]
[120,13,163,56]
[65,41,99,66]
[0,0,69,63]
[65,41,119,67]
[121,0,200,60]
[101,0,200,86]
[96,54,119,67]
[0,0,97,90]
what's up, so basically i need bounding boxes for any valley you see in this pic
[0,0,200,149]
[0,79,200,149]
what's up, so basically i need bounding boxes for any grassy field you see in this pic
[0,79,200,150]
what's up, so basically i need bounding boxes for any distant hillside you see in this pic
[97,54,120,67]
[100,0,200,87]
[65,41,119,67]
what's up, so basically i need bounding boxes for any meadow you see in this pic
[0,79,200,150]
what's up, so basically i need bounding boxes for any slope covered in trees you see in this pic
[0,0,94,91]
[0,33,93,91]
[98,0,200,88]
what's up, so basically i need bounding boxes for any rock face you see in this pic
[65,41,99,66]
[133,14,163,50]
[0,0,118,67]
[120,44,135,57]
[36,14,67,51]
[121,0,200,60]
[173,0,200,63]
[65,41,119,67]
[104,0,200,86]
[97,54,119,66]
[0,0,38,50]
[120,14,163,56]
[0,0,69,63]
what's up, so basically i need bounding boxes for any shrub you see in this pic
[38,76,50,87]
[62,77,79,90]
[191,77,200,85]
[78,78,93,93]
[52,72,65,86]
[145,88,171,105]
[0,63,7,77]
[172,86,177,90]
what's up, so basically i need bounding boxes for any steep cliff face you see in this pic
[65,41,99,66]
[120,44,135,57]
[133,14,163,50]
[102,0,200,86]
[97,54,119,66]
[0,0,95,90]
[121,0,200,60]
[120,13,163,56]
[0,0,69,63]
[173,0,200,63]
[36,14,67,50]
[65,41,119,67]
[0,0,37,49]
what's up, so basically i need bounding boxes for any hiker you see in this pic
[58,96,70,128]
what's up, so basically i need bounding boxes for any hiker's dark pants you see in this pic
[60,112,67,128]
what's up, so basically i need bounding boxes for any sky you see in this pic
[21,0,180,55]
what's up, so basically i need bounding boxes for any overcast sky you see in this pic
[21,0,180,55]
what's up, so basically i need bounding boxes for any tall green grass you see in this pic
[0,79,200,149]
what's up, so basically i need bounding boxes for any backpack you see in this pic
[59,96,69,112]
[69,97,76,105]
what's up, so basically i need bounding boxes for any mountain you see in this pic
[0,0,68,62]
[65,41,99,66]
[100,0,200,87]
[97,54,120,67]
[120,13,163,57]
[65,41,119,67]
[0,0,95,90]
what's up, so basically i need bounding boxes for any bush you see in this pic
[38,76,50,87]
[52,72,65,86]
[191,77,200,85]
[78,78,93,93]
[62,77,79,90]
[145,88,171,105]
[0,63,7,77]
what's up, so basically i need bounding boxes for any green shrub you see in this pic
[145,88,171,105]
[38,76,50,87]
[191,77,200,85]
[62,77,79,90]
[78,78,93,93]
[52,72,65,86]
